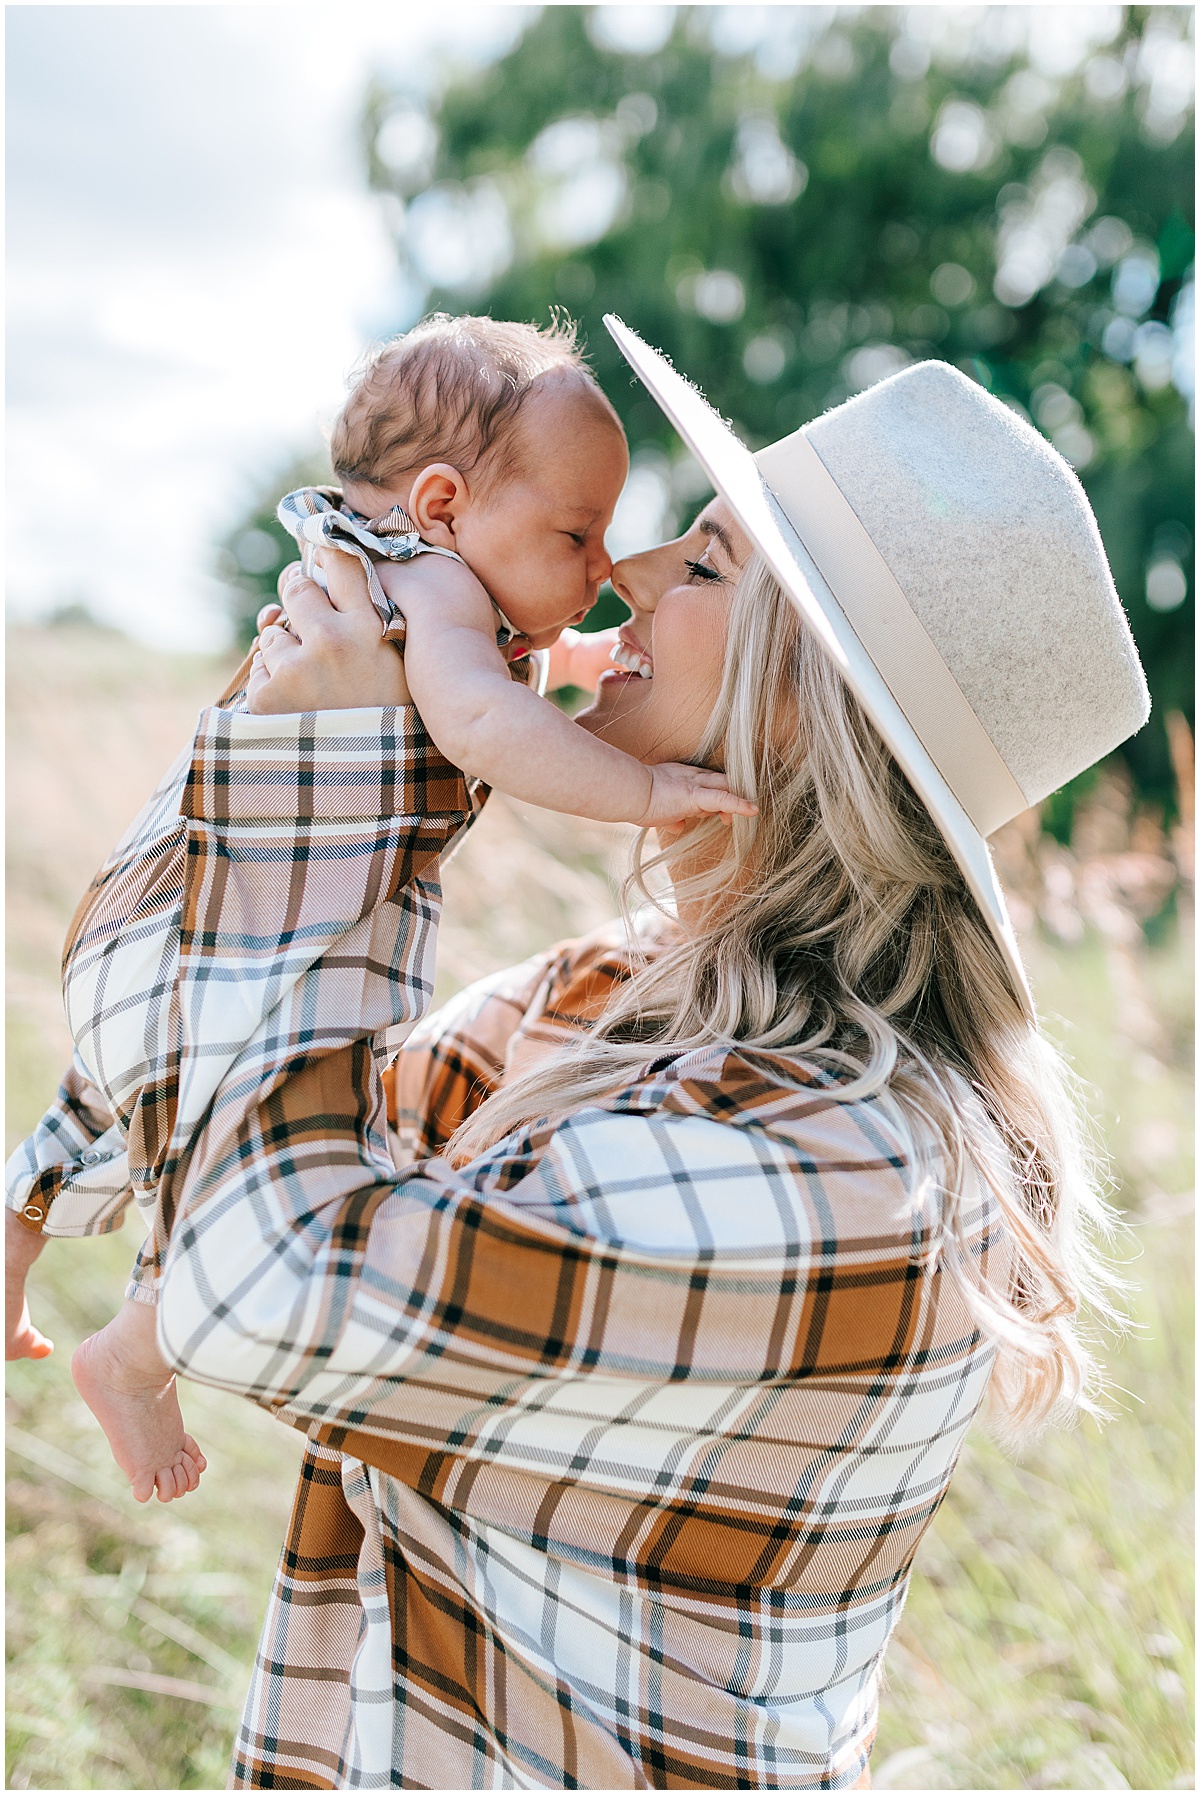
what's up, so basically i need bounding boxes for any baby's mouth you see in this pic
[609,635,653,679]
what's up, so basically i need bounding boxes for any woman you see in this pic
[8,325,1148,1790]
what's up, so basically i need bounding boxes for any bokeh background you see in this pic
[6,6,1194,1790]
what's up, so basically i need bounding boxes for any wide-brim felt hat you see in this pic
[604,314,1150,1016]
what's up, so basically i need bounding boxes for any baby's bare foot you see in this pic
[71,1300,207,1503]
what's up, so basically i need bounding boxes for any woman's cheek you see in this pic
[651,597,727,759]
[657,593,726,697]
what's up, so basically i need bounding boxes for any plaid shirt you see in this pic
[8,687,1012,1790]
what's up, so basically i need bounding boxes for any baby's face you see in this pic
[453,383,629,649]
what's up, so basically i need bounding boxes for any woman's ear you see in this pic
[408,463,469,548]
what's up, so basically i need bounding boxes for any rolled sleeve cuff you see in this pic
[5,1129,132,1236]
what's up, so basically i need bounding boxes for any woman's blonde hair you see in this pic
[453,556,1119,1439]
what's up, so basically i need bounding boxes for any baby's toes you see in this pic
[154,1462,185,1502]
[182,1434,207,1473]
[130,1469,157,1505]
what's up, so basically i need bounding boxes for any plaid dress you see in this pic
[7,689,1013,1790]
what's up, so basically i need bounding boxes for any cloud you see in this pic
[6,6,438,648]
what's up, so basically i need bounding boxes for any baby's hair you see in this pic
[330,312,619,496]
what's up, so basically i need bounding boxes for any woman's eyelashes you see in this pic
[684,556,724,583]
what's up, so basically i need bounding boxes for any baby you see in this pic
[68,314,755,1503]
[251,314,742,824]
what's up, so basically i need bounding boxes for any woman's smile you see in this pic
[604,624,654,680]
[577,500,752,766]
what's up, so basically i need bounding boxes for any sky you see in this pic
[6,4,529,649]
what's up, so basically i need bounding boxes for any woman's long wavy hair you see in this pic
[452,556,1120,1438]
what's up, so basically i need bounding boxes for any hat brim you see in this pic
[604,313,1034,1018]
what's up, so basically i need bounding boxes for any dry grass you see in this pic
[6,624,1193,1790]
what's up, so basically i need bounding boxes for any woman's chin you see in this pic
[574,668,648,745]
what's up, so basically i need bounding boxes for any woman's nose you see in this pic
[609,548,659,617]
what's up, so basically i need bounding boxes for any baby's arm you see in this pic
[382,560,755,828]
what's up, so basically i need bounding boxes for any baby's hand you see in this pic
[638,763,758,830]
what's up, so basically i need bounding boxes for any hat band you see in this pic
[755,430,1028,836]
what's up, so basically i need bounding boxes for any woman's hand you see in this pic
[247,554,412,713]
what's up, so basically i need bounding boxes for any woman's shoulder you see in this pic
[612,1040,927,1169]
[603,1039,896,1137]
[522,1041,1010,1260]
[509,1047,908,1249]
[531,920,639,1016]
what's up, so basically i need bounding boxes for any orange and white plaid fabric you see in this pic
[7,684,1013,1789]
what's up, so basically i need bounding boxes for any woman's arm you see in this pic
[119,699,475,1298]
[155,1025,870,1423]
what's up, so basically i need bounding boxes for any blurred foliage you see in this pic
[225,4,1194,822]
[219,450,331,650]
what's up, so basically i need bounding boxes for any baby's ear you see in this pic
[408,464,468,548]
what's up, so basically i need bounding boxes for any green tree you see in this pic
[221,450,331,648]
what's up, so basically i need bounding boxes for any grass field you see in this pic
[5,624,1194,1790]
